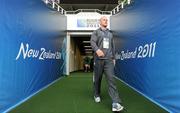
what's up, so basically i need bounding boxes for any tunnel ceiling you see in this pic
[59,0,118,11]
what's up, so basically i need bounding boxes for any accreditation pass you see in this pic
[103,38,109,49]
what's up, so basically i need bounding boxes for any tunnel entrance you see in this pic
[66,32,94,75]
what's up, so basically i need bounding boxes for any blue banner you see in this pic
[0,0,66,112]
[111,0,180,113]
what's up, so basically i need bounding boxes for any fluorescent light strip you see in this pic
[83,41,90,43]
[85,49,92,51]
[84,46,92,48]
[85,52,92,53]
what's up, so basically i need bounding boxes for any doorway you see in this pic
[66,31,93,75]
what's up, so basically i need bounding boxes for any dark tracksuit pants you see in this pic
[93,59,121,103]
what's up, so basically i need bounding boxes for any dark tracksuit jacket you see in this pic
[90,28,115,60]
[90,27,121,103]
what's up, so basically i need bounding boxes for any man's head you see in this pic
[100,16,108,28]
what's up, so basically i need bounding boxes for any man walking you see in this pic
[90,16,124,112]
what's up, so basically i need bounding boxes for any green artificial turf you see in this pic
[10,72,168,113]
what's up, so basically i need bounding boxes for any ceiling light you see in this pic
[84,46,92,48]
[83,41,90,43]
[85,49,92,51]
[85,51,92,53]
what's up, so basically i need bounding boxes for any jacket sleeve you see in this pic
[112,35,116,60]
[90,30,99,52]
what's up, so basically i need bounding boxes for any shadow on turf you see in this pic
[113,107,127,113]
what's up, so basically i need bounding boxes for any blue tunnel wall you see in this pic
[111,0,180,113]
[1,0,180,112]
[0,0,66,112]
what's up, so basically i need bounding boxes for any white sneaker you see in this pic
[94,96,101,103]
[112,103,124,111]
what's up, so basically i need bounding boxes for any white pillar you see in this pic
[66,32,70,75]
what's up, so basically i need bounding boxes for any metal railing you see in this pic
[42,0,132,15]
[42,0,66,15]
[112,0,132,15]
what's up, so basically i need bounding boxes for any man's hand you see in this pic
[96,49,105,57]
